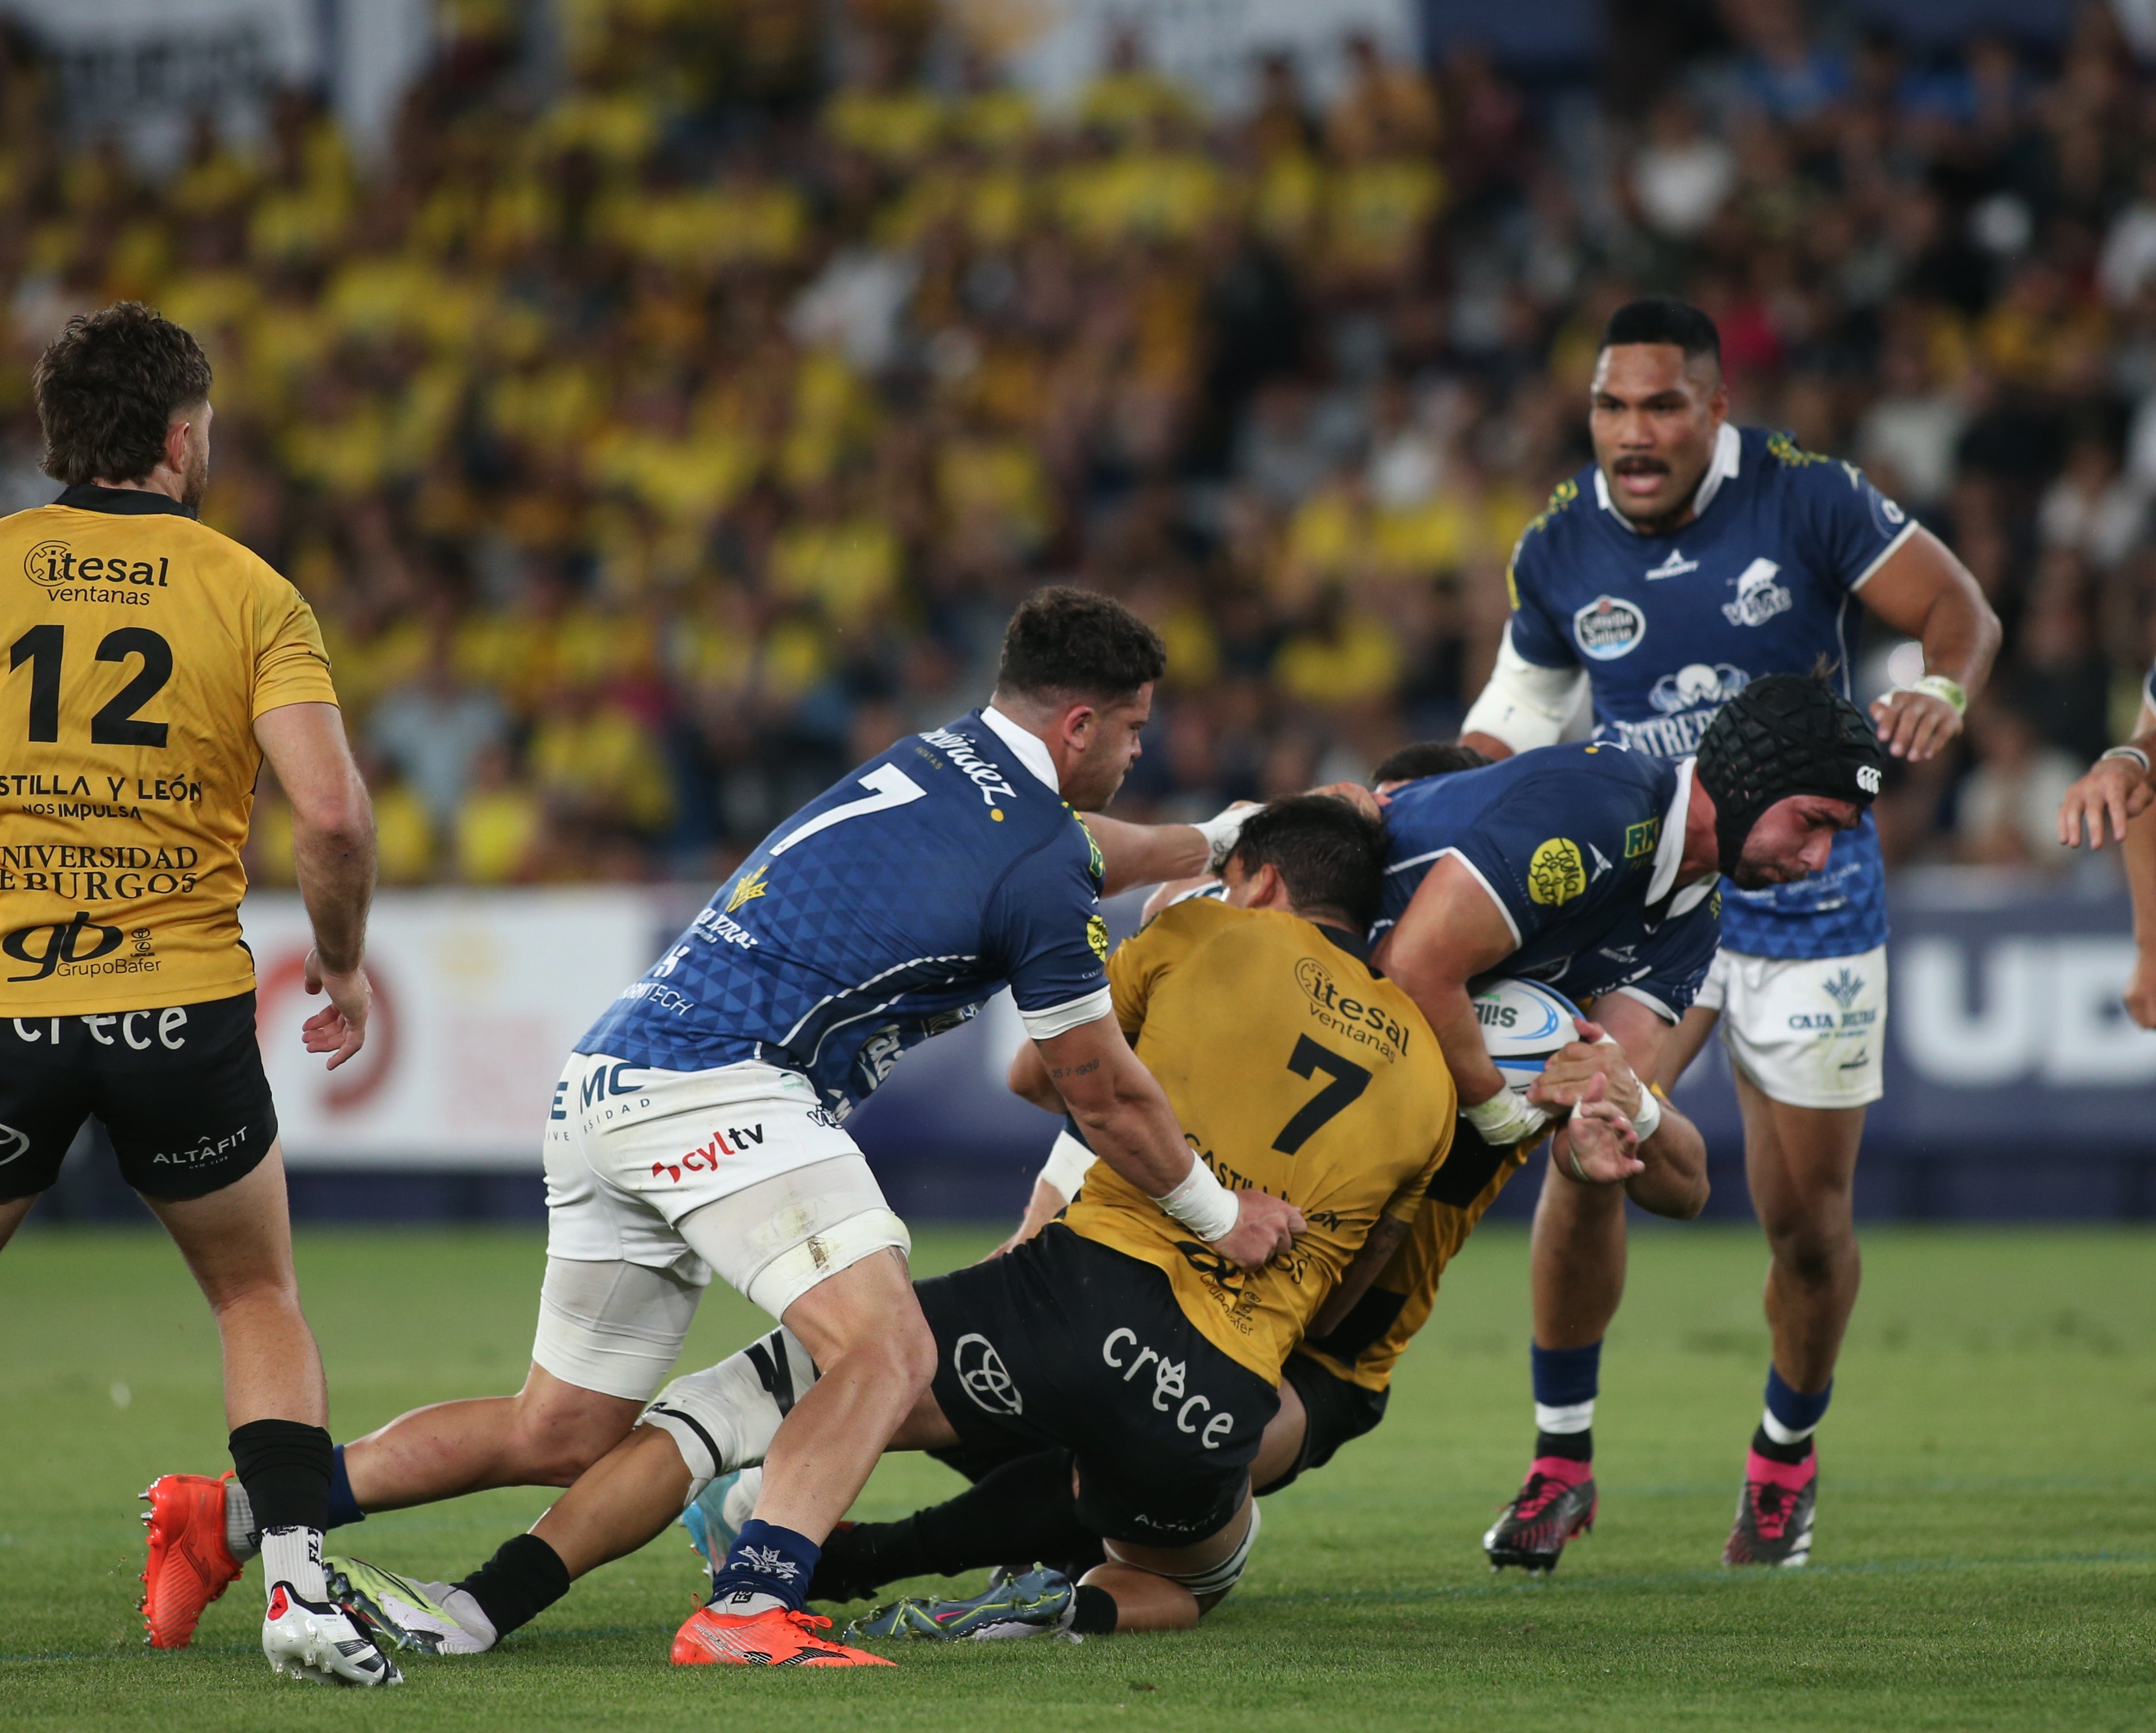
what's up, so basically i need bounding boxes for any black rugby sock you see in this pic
[228,1419,333,1538]
[1535,1427,1593,1464]
[1750,1424,1815,1468]
[456,1534,571,1640]
[1069,1584,1118,1635]
[811,1449,1100,1600]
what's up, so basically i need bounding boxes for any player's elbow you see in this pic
[291,776,375,854]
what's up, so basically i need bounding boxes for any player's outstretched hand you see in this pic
[2056,754,2154,849]
[1553,1074,1643,1185]
[1529,1018,1642,1118]
[301,948,371,1071]
[1214,1188,1304,1270]
[1868,688,1962,762]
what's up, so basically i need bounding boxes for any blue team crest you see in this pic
[1722,559,1794,628]
[1572,595,1647,660]
[1820,967,1865,1011]
[1649,661,1749,715]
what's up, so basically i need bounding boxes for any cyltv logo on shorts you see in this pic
[4,911,121,981]
[651,1124,764,1183]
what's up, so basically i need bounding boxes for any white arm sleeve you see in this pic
[1460,623,1591,752]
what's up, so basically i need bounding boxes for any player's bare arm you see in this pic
[2058,692,2156,1025]
[256,700,376,1070]
[2057,700,2156,850]
[1853,529,2001,762]
[1371,854,1520,1110]
[1031,1014,1303,1269]
[1533,998,1708,1217]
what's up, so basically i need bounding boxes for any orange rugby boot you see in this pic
[671,1599,895,1667]
[140,1472,244,1648]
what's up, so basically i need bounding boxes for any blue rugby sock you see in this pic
[1757,1366,1831,1461]
[709,1519,820,1613]
[1531,1340,1600,1460]
[325,1445,365,1530]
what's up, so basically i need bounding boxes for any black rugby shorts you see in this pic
[0,992,278,1201]
[914,1223,1279,1549]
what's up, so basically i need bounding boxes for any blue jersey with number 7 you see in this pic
[578,710,1110,1115]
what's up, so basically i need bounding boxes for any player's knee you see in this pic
[1765,1217,1854,1286]
[510,1393,640,1484]
[889,1305,938,1393]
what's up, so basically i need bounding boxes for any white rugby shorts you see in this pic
[1694,945,1888,1110]
[532,1054,909,1400]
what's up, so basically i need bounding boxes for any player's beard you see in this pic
[178,427,209,512]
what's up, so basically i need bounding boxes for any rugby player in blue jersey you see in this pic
[140,587,1298,1668]
[745,700,1888,1620]
[1460,299,2001,1569]
[2057,658,2156,1029]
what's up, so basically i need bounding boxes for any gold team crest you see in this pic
[1527,838,1587,906]
[726,864,771,914]
[1085,913,1110,961]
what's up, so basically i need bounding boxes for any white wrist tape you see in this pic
[1152,1158,1241,1243]
[1630,1088,1664,1143]
[1038,1130,1098,1202]
[2102,744,2152,776]
[1908,673,1967,715]
[1191,805,1252,872]
[1462,1090,1554,1150]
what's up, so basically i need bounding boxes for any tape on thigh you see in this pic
[674,1153,911,1319]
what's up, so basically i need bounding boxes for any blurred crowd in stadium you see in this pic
[0,0,2145,886]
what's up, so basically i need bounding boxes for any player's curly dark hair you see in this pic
[33,302,212,487]
[1372,740,1492,786]
[1230,794,1387,931]
[995,585,1167,703]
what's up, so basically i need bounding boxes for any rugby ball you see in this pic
[1473,977,1585,1103]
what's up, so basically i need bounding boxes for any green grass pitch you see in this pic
[2,1221,2151,1731]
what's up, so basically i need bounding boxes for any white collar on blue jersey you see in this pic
[1593,421,1742,532]
[1649,757,1716,916]
[979,704,1061,794]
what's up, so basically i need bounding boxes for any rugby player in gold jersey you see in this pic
[0,304,389,1684]
[306,795,1634,1661]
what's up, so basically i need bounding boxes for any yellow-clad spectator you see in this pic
[769,506,903,631]
[1273,594,1404,706]
[528,686,675,834]
[826,79,946,165]
[361,758,440,885]
[1327,156,1444,283]
[453,744,547,883]
[1325,33,1441,159]
[1079,30,1199,141]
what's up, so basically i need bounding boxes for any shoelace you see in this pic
[1515,1474,1576,1520]
[1749,1482,1792,1540]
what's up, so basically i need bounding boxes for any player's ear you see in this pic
[163,414,192,475]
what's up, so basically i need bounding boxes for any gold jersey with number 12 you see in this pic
[0,488,337,1015]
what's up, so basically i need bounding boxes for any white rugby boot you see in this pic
[261,1580,403,1685]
